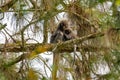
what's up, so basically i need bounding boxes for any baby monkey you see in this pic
[63,28,77,41]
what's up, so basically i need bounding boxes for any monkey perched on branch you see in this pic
[50,20,77,80]
[50,20,77,43]
[50,20,68,43]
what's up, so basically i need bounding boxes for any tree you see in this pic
[0,0,120,80]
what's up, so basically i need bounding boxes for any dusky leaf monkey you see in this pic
[50,20,77,80]
[50,20,68,43]
[50,20,77,43]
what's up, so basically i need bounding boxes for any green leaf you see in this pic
[98,0,106,3]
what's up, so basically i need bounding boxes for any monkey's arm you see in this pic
[50,31,63,43]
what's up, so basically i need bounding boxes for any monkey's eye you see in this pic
[65,30,71,34]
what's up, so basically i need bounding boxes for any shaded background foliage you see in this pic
[0,0,120,80]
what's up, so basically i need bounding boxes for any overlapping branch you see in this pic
[0,0,18,11]
[0,32,104,52]
[0,32,105,68]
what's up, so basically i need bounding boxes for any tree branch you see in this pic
[0,32,104,52]
[0,0,18,11]
[0,32,105,68]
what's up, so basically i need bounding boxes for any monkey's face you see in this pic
[63,28,74,41]
[58,21,68,32]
